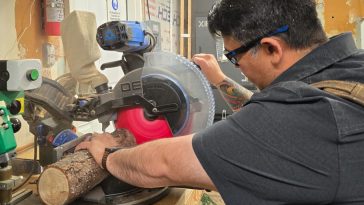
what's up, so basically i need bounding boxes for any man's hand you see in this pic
[193,53,253,112]
[192,53,227,86]
[75,132,118,167]
[75,129,136,167]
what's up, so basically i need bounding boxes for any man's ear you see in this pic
[260,37,283,65]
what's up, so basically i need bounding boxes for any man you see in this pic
[77,0,364,204]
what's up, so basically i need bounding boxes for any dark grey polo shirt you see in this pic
[193,33,364,204]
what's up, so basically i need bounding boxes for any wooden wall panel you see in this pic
[15,0,45,60]
[321,0,364,36]
[15,0,64,79]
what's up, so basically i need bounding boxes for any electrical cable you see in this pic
[146,0,151,20]
[126,0,129,20]
[4,0,36,59]
[145,31,156,52]
[106,0,109,22]
[123,53,145,62]
[12,133,37,192]
[13,102,39,192]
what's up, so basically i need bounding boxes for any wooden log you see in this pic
[37,129,136,205]
[38,150,107,205]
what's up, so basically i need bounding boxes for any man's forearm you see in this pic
[106,139,170,188]
[216,77,253,112]
[105,135,215,190]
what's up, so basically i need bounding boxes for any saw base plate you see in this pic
[82,185,169,205]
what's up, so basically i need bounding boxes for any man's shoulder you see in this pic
[250,81,328,103]
[244,80,364,131]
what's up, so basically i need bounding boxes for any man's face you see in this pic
[223,36,274,90]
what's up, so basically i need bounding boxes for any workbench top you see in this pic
[17,178,185,205]
[15,147,224,205]
[15,151,185,204]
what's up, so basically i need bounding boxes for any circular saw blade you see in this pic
[142,52,215,136]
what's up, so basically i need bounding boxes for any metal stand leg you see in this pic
[0,166,32,205]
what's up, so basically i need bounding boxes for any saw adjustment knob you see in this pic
[7,100,22,115]
[0,70,9,82]
[10,118,21,133]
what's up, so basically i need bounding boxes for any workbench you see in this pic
[16,178,185,205]
[15,178,224,205]
[14,147,224,205]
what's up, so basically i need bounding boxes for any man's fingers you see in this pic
[192,54,213,69]
[75,141,91,151]
[192,55,203,64]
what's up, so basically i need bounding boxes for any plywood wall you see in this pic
[13,0,65,79]
[0,1,19,59]
[318,0,364,38]
[143,0,180,52]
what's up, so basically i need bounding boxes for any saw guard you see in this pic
[141,52,215,136]
[115,52,215,143]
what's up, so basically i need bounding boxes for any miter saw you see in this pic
[23,21,215,204]
[0,59,42,204]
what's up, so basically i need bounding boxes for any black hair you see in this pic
[208,0,328,49]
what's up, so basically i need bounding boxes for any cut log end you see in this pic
[38,167,69,205]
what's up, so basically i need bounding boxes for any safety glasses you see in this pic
[224,25,289,66]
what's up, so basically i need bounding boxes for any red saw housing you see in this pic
[115,107,173,144]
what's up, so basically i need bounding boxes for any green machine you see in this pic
[0,92,21,158]
[0,59,41,204]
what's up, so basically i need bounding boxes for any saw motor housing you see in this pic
[97,21,152,53]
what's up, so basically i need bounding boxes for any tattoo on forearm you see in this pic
[216,78,253,112]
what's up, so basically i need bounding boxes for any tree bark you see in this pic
[37,129,136,205]
[38,150,107,205]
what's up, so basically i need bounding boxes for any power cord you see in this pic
[13,132,38,192]
[146,0,151,20]
[13,102,39,192]
[145,31,156,51]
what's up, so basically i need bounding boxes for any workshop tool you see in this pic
[24,21,215,204]
[22,78,75,166]
[0,59,42,204]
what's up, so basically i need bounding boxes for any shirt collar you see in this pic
[271,32,359,84]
